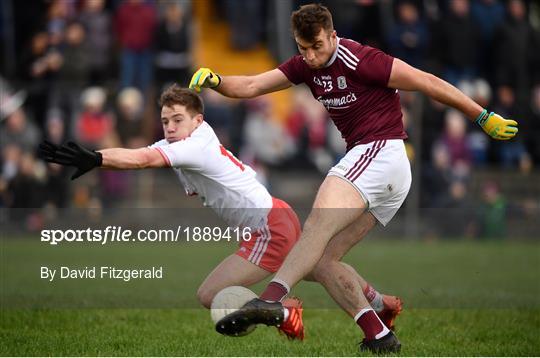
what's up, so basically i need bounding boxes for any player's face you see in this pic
[295,28,337,69]
[161,104,203,143]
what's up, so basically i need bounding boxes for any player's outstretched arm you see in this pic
[189,68,292,98]
[388,58,518,140]
[39,140,167,180]
[98,147,167,170]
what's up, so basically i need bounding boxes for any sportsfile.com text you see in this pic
[40,226,253,245]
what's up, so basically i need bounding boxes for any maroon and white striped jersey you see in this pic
[278,37,407,151]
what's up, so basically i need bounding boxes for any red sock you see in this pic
[355,308,389,340]
[363,284,377,301]
[363,283,384,312]
[260,280,289,302]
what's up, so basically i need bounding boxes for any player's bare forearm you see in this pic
[214,76,261,98]
[99,148,167,170]
[189,67,292,98]
[418,72,482,120]
[388,58,482,121]
[190,68,292,98]
[217,70,292,98]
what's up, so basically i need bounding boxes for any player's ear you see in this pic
[328,30,337,46]
[194,113,204,125]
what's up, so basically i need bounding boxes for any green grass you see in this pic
[1,308,539,356]
[1,239,539,356]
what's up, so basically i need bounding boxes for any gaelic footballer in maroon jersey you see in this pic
[278,38,407,151]
[189,3,517,353]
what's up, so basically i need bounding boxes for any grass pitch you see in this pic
[1,239,539,356]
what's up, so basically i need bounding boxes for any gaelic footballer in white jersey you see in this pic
[40,86,301,320]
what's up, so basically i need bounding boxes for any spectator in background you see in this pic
[469,79,492,110]
[46,0,71,47]
[494,85,519,123]
[76,87,129,207]
[325,1,363,41]
[1,145,22,185]
[222,0,264,50]
[116,87,145,148]
[494,0,540,99]
[154,2,192,91]
[437,0,479,85]
[0,79,41,212]
[471,0,505,79]
[439,179,475,238]
[6,151,47,228]
[439,110,472,170]
[11,0,49,66]
[76,87,114,149]
[427,111,473,238]
[44,108,66,145]
[387,1,429,69]
[243,98,295,167]
[51,21,91,129]
[422,143,452,208]
[477,181,507,239]
[115,0,157,93]
[423,144,475,238]
[420,98,447,163]
[327,0,383,47]
[79,0,112,86]
[493,85,528,167]
[20,32,61,129]
[0,108,41,154]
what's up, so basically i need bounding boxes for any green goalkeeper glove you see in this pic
[189,67,221,93]
[39,140,102,180]
[475,110,518,140]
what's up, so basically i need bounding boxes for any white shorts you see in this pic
[328,139,412,226]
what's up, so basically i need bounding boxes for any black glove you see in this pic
[39,140,102,180]
[39,140,61,162]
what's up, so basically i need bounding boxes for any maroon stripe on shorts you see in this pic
[345,140,379,180]
[349,140,387,182]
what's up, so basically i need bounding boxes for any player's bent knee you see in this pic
[196,286,215,309]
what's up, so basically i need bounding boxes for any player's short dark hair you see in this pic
[159,84,204,116]
[291,3,334,42]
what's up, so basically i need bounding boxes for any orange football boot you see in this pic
[377,295,402,331]
[278,297,304,340]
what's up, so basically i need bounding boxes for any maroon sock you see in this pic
[355,309,386,340]
[260,281,289,302]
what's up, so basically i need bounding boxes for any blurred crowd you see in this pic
[1,0,539,239]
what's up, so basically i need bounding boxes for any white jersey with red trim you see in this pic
[150,122,272,229]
